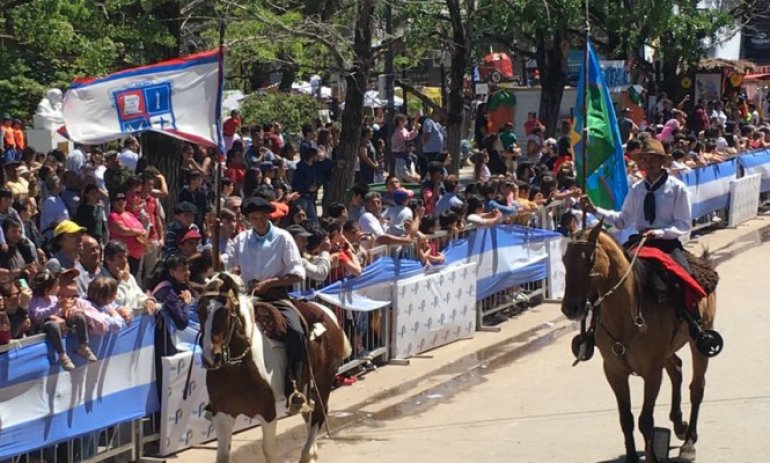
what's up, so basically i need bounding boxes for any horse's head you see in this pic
[561,221,613,320]
[197,272,246,369]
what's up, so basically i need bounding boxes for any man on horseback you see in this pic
[226,196,311,414]
[582,136,722,356]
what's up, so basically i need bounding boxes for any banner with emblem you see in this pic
[392,263,477,360]
[62,49,224,151]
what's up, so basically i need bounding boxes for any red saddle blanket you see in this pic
[634,246,708,309]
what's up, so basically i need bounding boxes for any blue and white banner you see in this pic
[392,263,477,359]
[737,148,770,193]
[62,49,224,152]
[680,159,737,219]
[0,316,159,459]
[445,226,561,300]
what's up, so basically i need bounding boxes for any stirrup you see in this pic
[695,330,724,357]
[287,389,314,415]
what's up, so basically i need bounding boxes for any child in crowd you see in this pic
[87,276,126,333]
[29,270,96,370]
[417,216,445,266]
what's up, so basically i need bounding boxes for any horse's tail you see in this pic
[341,332,353,359]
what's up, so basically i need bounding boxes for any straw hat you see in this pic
[631,138,669,160]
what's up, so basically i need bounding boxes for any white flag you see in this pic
[62,49,224,152]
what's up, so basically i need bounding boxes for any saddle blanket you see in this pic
[635,246,708,309]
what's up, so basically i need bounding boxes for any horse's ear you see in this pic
[587,218,605,243]
[226,289,237,308]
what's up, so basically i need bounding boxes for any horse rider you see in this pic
[225,196,311,414]
[582,137,722,355]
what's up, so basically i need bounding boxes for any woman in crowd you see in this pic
[151,255,195,334]
[107,192,148,275]
[465,195,503,226]
[76,184,107,244]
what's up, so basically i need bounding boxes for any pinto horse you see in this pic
[196,272,351,463]
[561,224,717,463]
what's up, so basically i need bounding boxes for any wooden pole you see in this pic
[212,17,226,270]
[581,0,590,230]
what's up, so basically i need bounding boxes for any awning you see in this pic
[744,73,770,81]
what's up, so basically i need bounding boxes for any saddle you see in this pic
[683,250,719,295]
[252,298,328,341]
[634,248,718,308]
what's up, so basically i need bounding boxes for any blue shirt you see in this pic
[435,192,464,217]
[422,118,444,153]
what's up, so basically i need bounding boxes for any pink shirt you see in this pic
[108,211,145,259]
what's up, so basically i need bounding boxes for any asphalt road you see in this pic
[308,241,770,463]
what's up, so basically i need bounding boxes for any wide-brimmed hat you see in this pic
[631,138,669,160]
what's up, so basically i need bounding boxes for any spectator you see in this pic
[417,216,445,266]
[525,125,545,164]
[181,144,210,177]
[0,187,24,246]
[178,170,213,235]
[292,146,320,223]
[75,184,106,243]
[421,162,445,216]
[107,192,147,275]
[16,197,43,251]
[420,110,445,178]
[384,189,415,236]
[104,150,132,195]
[46,220,85,273]
[118,137,141,173]
[40,175,69,240]
[1,280,32,340]
[302,227,332,283]
[5,161,29,201]
[223,110,241,151]
[466,195,502,226]
[357,127,378,184]
[86,276,127,332]
[66,144,88,175]
[484,133,508,176]
[76,235,102,296]
[177,228,202,259]
[348,182,369,222]
[342,220,372,266]
[327,202,348,227]
[152,255,195,353]
[226,145,247,193]
[0,217,36,277]
[474,150,491,183]
[524,111,542,136]
[358,192,415,246]
[101,240,157,313]
[29,270,96,370]
[481,183,519,217]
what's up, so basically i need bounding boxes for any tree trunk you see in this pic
[278,63,297,92]
[142,132,183,216]
[535,30,569,138]
[322,0,374,208]
[445,0,471,175]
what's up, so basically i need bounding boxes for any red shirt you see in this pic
[223,117,241,137]
[225,166,245,189]
[108,211,145,259]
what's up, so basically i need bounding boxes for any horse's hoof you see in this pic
[677,443,696,462]
[675,421,689,441]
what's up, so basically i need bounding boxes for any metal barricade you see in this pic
[691,208,728,233]
[312,298,391,375]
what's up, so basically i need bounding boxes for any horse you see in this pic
[561,223,717,463]
[196,272,351,463]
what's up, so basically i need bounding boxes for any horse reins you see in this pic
[575,235,648,365]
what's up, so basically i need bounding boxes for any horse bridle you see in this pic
[570,235,648,364]
[199,290,253,370]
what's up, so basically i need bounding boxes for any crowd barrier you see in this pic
[6,150,770,461]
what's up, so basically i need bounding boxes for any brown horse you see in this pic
[561,224,717,463]
[196,272,350,463]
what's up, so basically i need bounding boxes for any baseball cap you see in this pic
[177,228,202,244]
[174,201,198,215]
[286,224,312,238]
[393,188,414,205]
[54,220,86,237]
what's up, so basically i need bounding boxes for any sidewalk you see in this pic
[165,212,770,463]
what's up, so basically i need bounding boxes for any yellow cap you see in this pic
[53,220,86,237]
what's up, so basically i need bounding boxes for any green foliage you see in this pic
[239,92,321,135]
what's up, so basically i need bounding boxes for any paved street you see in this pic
[301,241,770,462]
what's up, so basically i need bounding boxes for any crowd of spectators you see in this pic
[1,88,768,367]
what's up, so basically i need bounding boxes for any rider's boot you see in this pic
[683,304,723,358]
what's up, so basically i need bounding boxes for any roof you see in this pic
[698,58,756,74]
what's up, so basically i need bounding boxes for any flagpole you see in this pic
[212,16,226,271]
[581,0,590,229]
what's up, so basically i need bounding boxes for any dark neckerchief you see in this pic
[643,171,668,225]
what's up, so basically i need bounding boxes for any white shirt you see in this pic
[94,165,107,191]
[711,110,727,126]
[66,149,86,174]
[118,149,140,172]
[226,225,305,284]
[384,205,413,236]
[358,212,385,237]
[596,174,691,240]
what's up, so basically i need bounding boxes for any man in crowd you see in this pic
[420,110,445,179]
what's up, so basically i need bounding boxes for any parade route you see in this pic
[169,216,770,463]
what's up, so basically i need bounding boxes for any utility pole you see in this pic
[385,1,396,176]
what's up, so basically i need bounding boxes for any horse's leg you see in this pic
[262,419,278,463]
[639,368,664,463]
[212,413,235,463]
[603,363,638,463]
[664,354,689,440]
[679,342,709,462]
[299,416,321,463]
